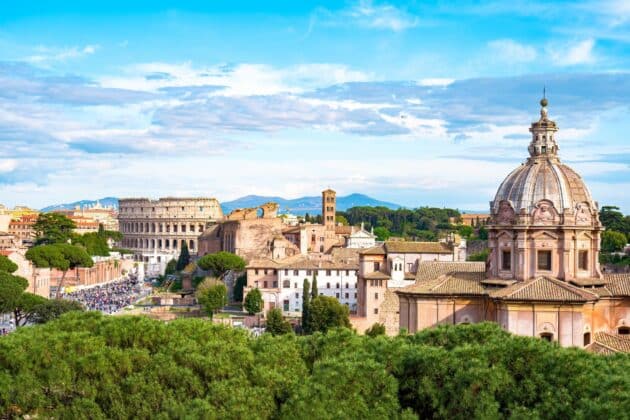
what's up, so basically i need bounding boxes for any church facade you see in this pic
[393,98,629,351]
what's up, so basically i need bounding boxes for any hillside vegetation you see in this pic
[0,313,628,419]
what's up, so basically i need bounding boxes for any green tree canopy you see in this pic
[0,272,28,314]
[165,259,177,275]
[0,255,18,273]
[365,322,386,337]
[26,243,93,297]
[308,296,351,333]
[373,226,391,241]
[12,292,48,327]
[244,288,263,315]
[197,252,246,278]
[73,232,110,256]
[196,278,227,318]
[176,241,191,271]
[301,278,311,334]
[602,230,627,253]
[265,308,292,336]
[457,225,474,238]
[32,212,76,244]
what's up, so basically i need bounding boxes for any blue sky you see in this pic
[0,0,629,212]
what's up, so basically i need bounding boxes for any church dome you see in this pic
[491,99,596,217]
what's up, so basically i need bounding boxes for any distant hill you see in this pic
[41,197,119,212]
[221,193,401,215]
[40,194,401,215]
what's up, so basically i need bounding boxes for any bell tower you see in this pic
[322,189,337,253]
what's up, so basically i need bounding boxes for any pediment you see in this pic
[496,230,514,240]
[531,230,559,240]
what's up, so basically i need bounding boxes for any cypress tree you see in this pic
[302,278,310,334]
[176,241,191,271]
[311,273,318,299]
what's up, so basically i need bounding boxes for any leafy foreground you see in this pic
[0,313,629,419]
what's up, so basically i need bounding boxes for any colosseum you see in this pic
[118,197,223,274]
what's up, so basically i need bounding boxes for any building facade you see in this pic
[118,197,223,274]
[246,255,359,315]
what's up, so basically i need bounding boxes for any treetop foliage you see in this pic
[32,212,76,245]
[197,252,246,278]
[244,288,263,315]
[0,255,18,274]
[0,314,628,419]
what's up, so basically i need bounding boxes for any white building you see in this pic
[246,256,359,315]
[346,222,377,249]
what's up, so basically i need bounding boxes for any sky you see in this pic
[0,0,629,212]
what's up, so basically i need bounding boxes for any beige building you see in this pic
[380,98,630,352]
[118,197,223,274]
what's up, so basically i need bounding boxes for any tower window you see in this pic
[578,251,588,270]
[501,250,511,271]
[537,250,552,271]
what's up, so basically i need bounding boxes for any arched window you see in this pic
[619,326,630,335]
[540,332,553,342]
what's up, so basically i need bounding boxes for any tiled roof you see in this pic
[363,271,391,280]
[587,273,630,298]
[588,332,630,354]
[335,225,353,235]
[359,245,386,255]
[400,271,487,296]
[490,276,598,302]
[415,261,486,282]
[247,255,358,270]
[385,241,452,254]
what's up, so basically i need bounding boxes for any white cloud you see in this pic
[417,78,455,87]
[0,159,17,173]
[549,39,596,66]
[488,39,537,63]
[25,44,99,64]
[348,0,420,31]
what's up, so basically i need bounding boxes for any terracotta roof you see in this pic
[359,245,385,255]
[569,277,607,287]
[490,276,598,303]
[0,250,14,256]
[363,271,391,280]
[587,332,630,354]
[404,272,415,280]
[400,271,487,296]
[248,255,358,270]
[384,241,452,254]
[587,273,630,298]
[415,261,486,282]
[335,225,353,235]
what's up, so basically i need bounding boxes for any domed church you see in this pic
[395,98,630,352]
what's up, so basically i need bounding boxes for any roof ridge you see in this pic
[541,276,599,299]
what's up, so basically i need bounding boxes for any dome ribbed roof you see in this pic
[491,98,595,214]
[492,160,593,213]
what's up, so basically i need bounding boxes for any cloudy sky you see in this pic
[0,1,629,211]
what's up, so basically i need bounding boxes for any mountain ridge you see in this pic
[40,193,402,215]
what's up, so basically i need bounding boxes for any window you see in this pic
[346,283,349,289]
[336,293,340,298]
[501,250,511,270]
[540,332,553,342]
[345,292,349,299]
[374,292,379,300]
[294,283,297,288]
[306,270,312,275]
[283,300,289,311]
[583,332,591,346]
[336,283,340,288]
[255,269,259,275]
[619,326,630,335]
[345,270,349,276]
[273,281,278,288]
[326,282,330,288]
[578,251,588,270]
[537,250,552,271]
[181,224,186,233]
[190,224,195,232]
[326,270,331,276]
[295,293,299,299]
[263,281,268,288]
[264,269,268,275]
[284,269,288,275]
[407,262,413,271]
[283,280,290,288]
[374,308,378,314]
[293,270,299,276]
[373,262,380,271]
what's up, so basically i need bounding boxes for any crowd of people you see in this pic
[62,275,150,314]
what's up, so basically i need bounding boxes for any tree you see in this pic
[600,206,629,234]
[266,308,292,336]
[0,272,28,314]
[12,292,48,327]
[197,252,246,279]
[176,241,191,271]
[302,278,311,334]
[373,226,391,241]
[457,225,474,239]
[365,323,386,337]
[32,213,76,245]
[233,274,247,302]
[73,232,109,256]
[308,296,350,333]
[601,230,627,253]
[477,226,489,240]
[244,288,263,315]
[26,243,93,298]
[0,255,18,273]
[311,273,318,299]
[335,215,349,226]
[196,278,227,318]
[28,299,84,324]
[165,259,177,275]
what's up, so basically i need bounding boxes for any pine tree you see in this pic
[311,273,318,299]
[176,241,190,271]
[302,278,310,334]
